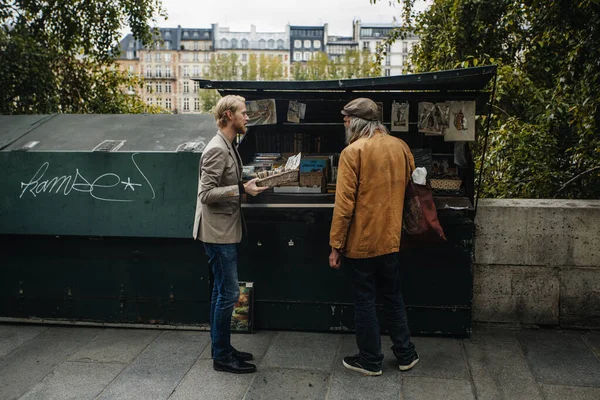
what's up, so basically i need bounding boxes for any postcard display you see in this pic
[197,66,496,335]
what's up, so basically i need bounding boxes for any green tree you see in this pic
[292,50,380,80]
[0,0,166,114]
[199,53,241,112]
[371,0,600,199]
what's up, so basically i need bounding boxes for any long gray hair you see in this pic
[345,117,389,144]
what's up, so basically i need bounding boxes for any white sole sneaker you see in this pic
[399,357,419,371]
[342,359,382,376]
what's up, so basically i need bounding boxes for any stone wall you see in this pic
[474,199,600,328]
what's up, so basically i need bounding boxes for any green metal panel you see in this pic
[0,152,200,238]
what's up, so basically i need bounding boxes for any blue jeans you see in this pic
[203,243,240,361]
[344,252,416,369]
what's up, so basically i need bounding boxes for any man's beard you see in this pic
[234,120,247,135]
[345,126,355,144]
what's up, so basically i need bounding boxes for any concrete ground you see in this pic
[0,323,599,400]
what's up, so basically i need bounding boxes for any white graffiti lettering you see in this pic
[19,153,156,202]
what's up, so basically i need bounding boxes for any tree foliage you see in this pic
[0,0,166,114]
[292,50,379,80]
[372,0,600,199]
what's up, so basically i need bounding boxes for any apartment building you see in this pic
[353,20,420,76]
[289,25,327,63]
[212,23,290,80]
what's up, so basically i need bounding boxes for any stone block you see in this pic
[473,265,559,325]
[560,268,600,327]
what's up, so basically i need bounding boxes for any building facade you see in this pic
[116,21,419,113]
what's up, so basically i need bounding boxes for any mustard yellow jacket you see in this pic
[329,131,414,259]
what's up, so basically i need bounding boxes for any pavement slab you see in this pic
[463,329,543,400]
[0,324,47,359]
[96,331,209,400]
[169,359,257,400]
[199,330,277,360]
[261,331,341,372]
[243,368,330,400]
[0,326,100,400]
[16,361,125,400]
[68,328,160,364]
[517,330,600,387]
[326,336,402,400]
[540,384,600,400]
[402,336,469,380]
[402,376,475,400]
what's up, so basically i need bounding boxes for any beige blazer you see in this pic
[193,130,243,243]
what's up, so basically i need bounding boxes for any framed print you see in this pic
[391,101,409,132]
[231,281,254,333]
[444,101,476,142]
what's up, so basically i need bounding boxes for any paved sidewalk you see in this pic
[0,323,599,400]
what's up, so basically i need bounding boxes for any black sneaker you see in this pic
[213,354,257,374]
[342,355,382,376]
[398,351,419,371]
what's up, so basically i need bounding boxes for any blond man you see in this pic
[193,95,267,374]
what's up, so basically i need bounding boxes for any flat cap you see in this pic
[341,98,380,121]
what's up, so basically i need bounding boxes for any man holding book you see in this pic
[329,97,419,376]
[193,95,267,374]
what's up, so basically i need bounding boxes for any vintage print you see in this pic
[246,99,277,126]
[444,101,476,142]
[418,102,450,136]
[391,101,410,132]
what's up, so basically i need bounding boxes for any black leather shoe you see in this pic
[211,346,254,361]
[232,347,254,361]
[213,354,257,374]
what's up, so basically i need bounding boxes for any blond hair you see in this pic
[213,95,246,128]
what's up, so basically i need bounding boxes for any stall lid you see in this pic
[195,65,497,92]
[1,114,215,152]
[0,115,55,150]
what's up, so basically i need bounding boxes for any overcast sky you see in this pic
[150,0,430,37]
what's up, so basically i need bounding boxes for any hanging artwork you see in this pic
[418,102,450,135]
[391,101,410,132]
[246,99,277,126]
[287,100,306,123]
[444,101,476,142]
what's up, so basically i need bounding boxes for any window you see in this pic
[165,66,171,78]
[231,39,238,49]
[303,52,310,61]
[183,31,189,38]
[204,32,209,38]
[183,98,189,111]
[165,54,171,62]
[277,39,284,49]
[403,42,408,53]
[268,39,275,49]
[220,39,229,48]
[193,53,199,62]
[147,97,153,105]
[165,31,171,39]
[126,51,133,59]
[155,66,161,77]
[193,66,199,76]
[128,41,134,49]
[294,40,301,48]
[194,98,200,111]
[145,66,152,77]
[204,53,210,62]
[304,40,311,48]
[241,54,247,62]
[165,82,171,93]
[193,31,199,38]
[165,41,170,50]
[166,98,172,109]
[385,69,391,77]
[183,65,189,77]
[241,39,249,49]
[155,53,161,62]
[156,98,162,107]
[363,41,370,50]
[313,40,321,48]
[259,39,266,49]
[194,41,199,51]
[183,81,189,93]
[156,82,162,93]
[294,52,302,61]
[194,81,200,93]
[146,82,152,93]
